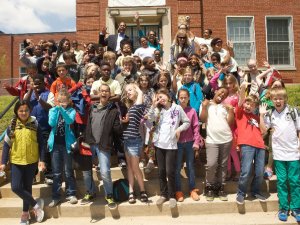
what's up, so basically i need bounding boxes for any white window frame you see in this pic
[226,16,256,67]
[19,67,27,77]
[19,43,25,54]
[265,16,295,70]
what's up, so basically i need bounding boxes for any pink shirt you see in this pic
[178,106,202,149]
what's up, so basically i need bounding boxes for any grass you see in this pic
[286,84,300,107]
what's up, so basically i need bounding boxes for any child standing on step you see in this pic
[175,89,204,202]
[0,100,46,224]
[260,87,300,222]
[148,88,190,208]
[235,82,266,205]
[48,89,77,207]
[199,87,234,202]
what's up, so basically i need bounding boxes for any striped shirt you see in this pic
[123,104,145,139]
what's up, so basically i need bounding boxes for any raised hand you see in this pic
[259,103,268,115]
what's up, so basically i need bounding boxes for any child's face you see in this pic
[271,95,286,112]
[42,63,49,72]
[140,38,148,48]
[177,60,188,72]
[17,105,30,123]
[158,76,168,88]
[271,80,283,88]
[123,62,133,73]
[247,63,258,74]
[63,41,70,51]
[100,65,111,80]
[200,45,208,55]
[243,101,256,114]
[106,58,116,68]
[125,85,137,101]
[139,76,149,89]
[27,68,37,78]
[64,58,72,65]
[58,96,70,109]
[134,58,142,70]
[33,78,45,93]
[183,72,193,84]
[156,93,170,106]
[57,66,68,79]
[145,58,155,70]
[154,50,161,62]
[213,41,222,51]
[213,88,229,104]
[189,55,198,67]
[224,79,234,92]
[211,56,219,65]
[85,78,95,87]
[178,91,189,106]
[122,44,132,55]
[99,85,111,104]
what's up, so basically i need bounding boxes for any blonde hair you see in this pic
[223,74,239,94]
[103,51,116,61]
[122,56,134,65]
[270,87,288,101]
[245,94,259,107]
[123,83,137,109]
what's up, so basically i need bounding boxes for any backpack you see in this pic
[112,179,129,202]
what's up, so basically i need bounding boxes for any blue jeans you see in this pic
[51,144,76,200]
[82,170,96,195]
[176,141,196,191]
[237,145,265,197]
[91,145,113,196]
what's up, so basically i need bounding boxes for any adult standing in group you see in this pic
[99,22,132,57]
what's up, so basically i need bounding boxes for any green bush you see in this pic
[0,96,16,135]
[286,84,300,107]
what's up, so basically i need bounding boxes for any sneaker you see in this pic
[253,193,267,202]
[175,191,184,202]
[156,196,167,205]
[139,160,146,169]
[118,159,127,169]
[67,196,78,204]
[144,161,155,174]
[169,198,177,209]
[48,199,61,208]
[20,212,30,225]
[44,178,53,185]
[34,198,44,223]
[278,209,288,221]
[218,185,228,201]
[80,193,95,205]
[190,189,200,201]
[263,167,273,180]
[205,185,214,202]
[291,209,300,222]
[105,195,117,210]
[236,195,245,205]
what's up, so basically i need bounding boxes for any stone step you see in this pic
[0,193,280,219]
[0,176,277,199]
[1,213,298,225]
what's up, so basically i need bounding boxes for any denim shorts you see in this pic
[124,137,143,157]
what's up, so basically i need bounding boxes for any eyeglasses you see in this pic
[177,36,186,39]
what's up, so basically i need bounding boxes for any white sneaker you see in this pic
[169,198,177,209]
[34,198,44,223]
[20,212,30,225]
[67,196,78,204]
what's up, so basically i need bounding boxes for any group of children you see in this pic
[0,26,299,224]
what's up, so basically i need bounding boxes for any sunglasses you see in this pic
[177,36,186,39]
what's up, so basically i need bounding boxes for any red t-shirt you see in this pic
[235,106,265,149]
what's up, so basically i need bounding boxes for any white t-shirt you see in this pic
[200,103,232,144]
[91,78,121,96]
[213,49,238,73]
[264,106,300,161]
[134,46,155,60]
[194,37,213,50]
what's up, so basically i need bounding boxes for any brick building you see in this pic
[0,0,299,83]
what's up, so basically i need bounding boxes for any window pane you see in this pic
[268,42,290,65]
[233,43,252,65]
[228,18,251,42]
[267,19,289,41]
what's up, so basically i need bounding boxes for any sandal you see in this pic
[128,192,136,204]
[140,191,148,203]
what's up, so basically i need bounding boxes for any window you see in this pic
[266,17,294,67]
[226,17,255,66]
[19,43,25,53]
[19,67,27,77]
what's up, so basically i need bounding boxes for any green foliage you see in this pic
[286,84,300,107]
[0,96,15,135]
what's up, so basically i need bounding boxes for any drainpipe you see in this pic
[200,0,204,36]
[10,34,14,85]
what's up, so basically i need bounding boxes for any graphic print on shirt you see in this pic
[248,118,259,128]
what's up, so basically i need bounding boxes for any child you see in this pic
[199,88,234,201]
[157,72,176,102]
[47,89,77,207]
[176,89,203,202]
[148,88,190,208]
[50,63,77,98]
[115,39,134,68]
[63,51,81,83]
[260,87,300,222]
[133,55,142,75]
[178,67,203,115]
[85,84,123,210]
[141,56,160,89]
[188,53,206,86]
[120,84,148,204]
[223,74,240,181]
[103,51,121,79]
[0,100,46,224]
[235,82,266,205]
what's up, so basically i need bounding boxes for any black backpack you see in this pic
[113,179,129,202]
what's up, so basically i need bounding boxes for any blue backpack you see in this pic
[113,179,129,202]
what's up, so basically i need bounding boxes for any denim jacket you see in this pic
[48,106,76,153]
